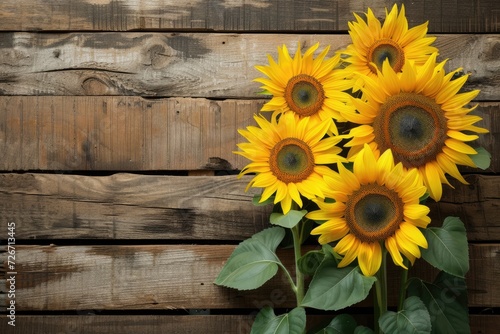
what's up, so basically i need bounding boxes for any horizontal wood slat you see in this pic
[0,174,270,241]
[0,0,498,33]
[1,173,499,241]
[0,97,496,172]
[0,33,498,100]
[0,244,498,311]
[0,96,263,171]
[0,315,498,334]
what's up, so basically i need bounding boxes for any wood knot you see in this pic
[202,157,233,170]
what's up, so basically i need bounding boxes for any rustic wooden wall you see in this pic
[0,0,498,333]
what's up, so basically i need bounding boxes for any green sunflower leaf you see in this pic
[270,210,307,229]
[470,147,491,170]
[421,216,469,278]
[379,296,431,334]
[214,227,285,290]
[407,272,469,334]
[301,252,376,310]
[298,250,324,276]
[315,314,357,334]
[250,307,306,334]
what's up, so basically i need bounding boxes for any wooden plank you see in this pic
[427,174,500,241]
[1,314,498,334]
[0,244,498,310]
[0,96,264,171]
[0,0,498,33]
[1,173,499,241]
[0,97,497,171]
[0,33,498,100]
[0,174,271,241]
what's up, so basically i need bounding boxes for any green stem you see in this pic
[398,258,410,311]
[278,262,297,295]
[291,223,305,306]
[374,249,388,334]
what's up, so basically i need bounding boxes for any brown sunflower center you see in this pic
[345,184,404,243]
[367,38,405,74]
[284,74,325,116]
[373,92,448,169]
[269,137,315,184]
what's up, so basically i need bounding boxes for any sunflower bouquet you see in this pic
[215,4,490,334]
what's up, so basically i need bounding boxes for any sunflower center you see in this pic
[269,137,315,184]
[367,39,405,74]
[373,92,448,169]
[284,74,325,117]
[345,184,404,243]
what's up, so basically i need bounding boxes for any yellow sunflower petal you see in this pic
[435,73,469,104]
[436,153,469,184]
[354,144,377,184]
[445,138,477,155]
[397,237,417,265]
[287,182,303,208]
[309,204,346,223]
[337,162,361,193]
[399,60,417,92]
[441,90,479,110]
[423,161,443,201]
[447,130,479,142]
[404,204,430,220]
[442,146,477,168]
[274,181,288,203]
[280,193,292,214]
[335,235,361,268]
[386,236,407,269]
[358,242,382,276]
[399,221,428,248]
[260,181,279,202]
[395,229,422,260]
[376,149,395,185]
[314,223,350,245]
[380,59,401,96]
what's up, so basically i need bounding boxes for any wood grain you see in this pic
[0,0,498,331]
[0,0,498,33]
[0,244,498,311]
[0,33,498,100]
[0,174,271,240]
[0,96,496,172]
[1,173,499,241]
[0,96,264,171]
[0,314,497,334]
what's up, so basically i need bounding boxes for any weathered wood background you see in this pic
[0,0,499,333]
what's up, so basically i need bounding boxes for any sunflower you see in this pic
[340,53,489,201]
[235,112,345,214]
[340,4,437,82]
[254,42,354,135]
[308,144,430,276]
